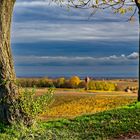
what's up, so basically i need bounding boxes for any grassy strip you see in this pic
[40,102,140,139]
[0,102,140,140]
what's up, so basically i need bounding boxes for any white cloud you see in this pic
[14,52,138,66]
[127,52,139,59]
[11,20,138,43]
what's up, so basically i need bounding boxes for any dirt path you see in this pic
[33,88,137,97]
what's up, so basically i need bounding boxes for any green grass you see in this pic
[0,102,140,140]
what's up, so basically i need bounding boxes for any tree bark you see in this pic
[135,0,140,101]
[138,11,140,101]
[0,0,20,124]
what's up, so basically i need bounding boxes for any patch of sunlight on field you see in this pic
[40,93,136,121]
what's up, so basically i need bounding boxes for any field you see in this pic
[30,84,140,139]
[34,83,138,121]
[21,79,137,120]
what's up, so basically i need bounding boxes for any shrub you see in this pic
[12,88,54,125]
[78,81,86,88]
[107,82,117,91]
[56,77,65,88]
[88,81,116,91]
[88,81,96,90]
[61,80,71,88]
[17,78,55,88]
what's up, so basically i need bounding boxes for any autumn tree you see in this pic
[69,76,81,88]
[0,0,140,125]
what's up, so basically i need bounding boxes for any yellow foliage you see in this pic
[88,81,116,91]
[69,76,81,88]
[41,94,136,120]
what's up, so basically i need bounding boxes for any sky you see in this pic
[11,0,139,78]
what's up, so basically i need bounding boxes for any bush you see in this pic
[78,81,86,88]
[88,81,96,90]
[88,81,116,91]
[17,78,54,88]
[56,78,66,88]
[12,88,54,125]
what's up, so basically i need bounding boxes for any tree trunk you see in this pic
[0,0,20,124]
[138,11,140,101]
[135,0,140,101]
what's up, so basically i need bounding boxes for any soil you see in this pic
[113,132,140,140]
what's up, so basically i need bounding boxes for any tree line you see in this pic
[17,76,117,91]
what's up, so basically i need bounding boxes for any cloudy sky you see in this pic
[11,0,139,78]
